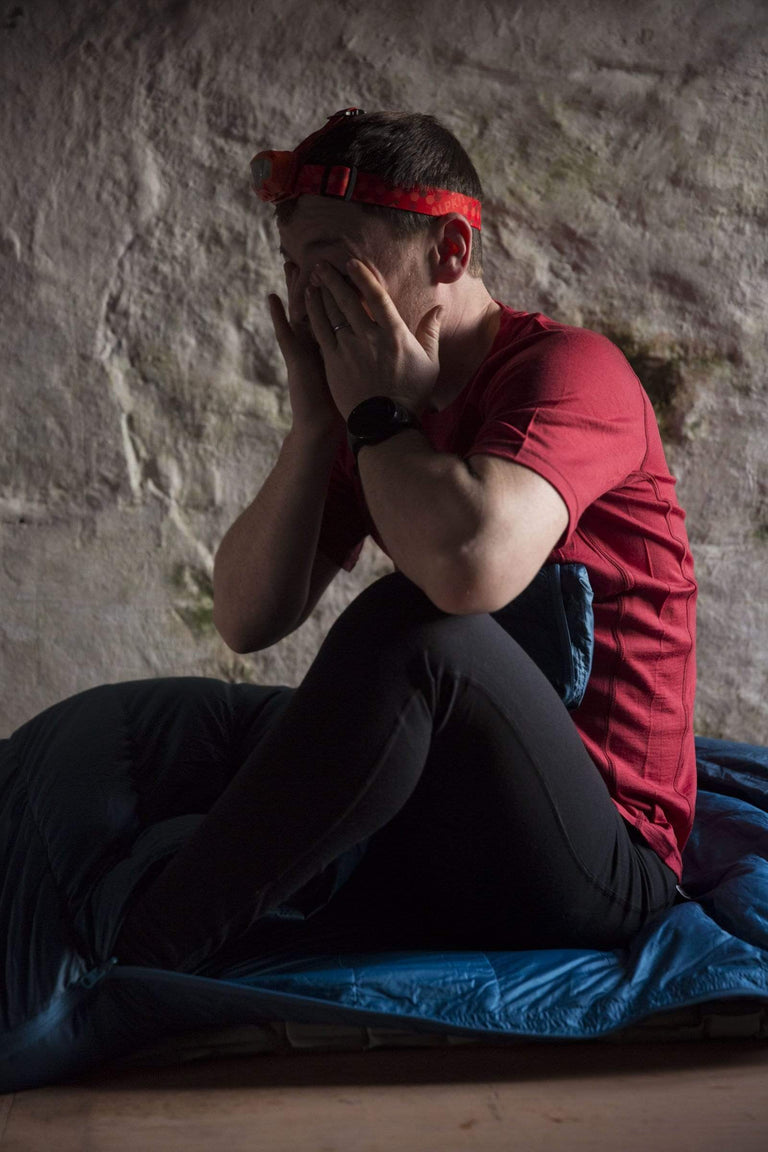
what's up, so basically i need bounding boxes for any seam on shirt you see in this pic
[580,527,632,795]
[646,472,698,830]
[636,493,670,777]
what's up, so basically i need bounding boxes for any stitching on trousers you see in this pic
[441,671,656,915]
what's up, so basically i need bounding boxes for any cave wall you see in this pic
[1,0,767,739]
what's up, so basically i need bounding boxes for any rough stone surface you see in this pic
[1,0,767,741]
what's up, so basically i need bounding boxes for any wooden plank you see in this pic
[0,1094,14,1145]
[2,1042,767,1151]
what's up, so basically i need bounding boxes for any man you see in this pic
[116,109,696,974]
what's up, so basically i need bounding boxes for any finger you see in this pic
[268,293,292,352]
[269,294,321,364]
[305,283,335,351]
[414,304,444,359]
[281,264,304,326]
[346,258,404,331]
[319,282,347,331]
[315,262,375,335]
[307,264,347,330]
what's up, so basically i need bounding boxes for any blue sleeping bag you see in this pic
[2,592,767,1090]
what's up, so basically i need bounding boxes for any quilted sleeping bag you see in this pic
[1,668,767,1093]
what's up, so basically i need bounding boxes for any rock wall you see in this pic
[1,0,766,740]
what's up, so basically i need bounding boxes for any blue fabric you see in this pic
[1,677,766,1093]
[492,561,594,710]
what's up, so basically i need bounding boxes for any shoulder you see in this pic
[483,312,641,407]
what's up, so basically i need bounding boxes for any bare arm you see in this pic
[356,433,568,614]
[212,425,345,653]
[213,270,359,653]
[307,259,568,615]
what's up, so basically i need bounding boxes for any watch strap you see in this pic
[346,397,423,475]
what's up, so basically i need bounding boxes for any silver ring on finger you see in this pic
[331,321,352,333]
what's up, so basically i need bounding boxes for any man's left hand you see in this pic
[304,258,443,421]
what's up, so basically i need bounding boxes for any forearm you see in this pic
[213,424,343,651]
[356,427,485,612]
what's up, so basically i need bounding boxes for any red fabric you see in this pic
[252,153,482,228]
[295,167,482,229]
[252,110,482,225]
[317,304,698,881]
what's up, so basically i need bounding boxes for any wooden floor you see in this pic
[1,1040,767,1150]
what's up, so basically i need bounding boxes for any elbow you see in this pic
[216,626,272,656]
[212,603,257,655]
[430,584,516,617]
[212,612,247,654]
[211,571,242,652]
[423,541,538,622]
[427,549,529,616]
[212,604,290,654]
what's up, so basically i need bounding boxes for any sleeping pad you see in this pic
[1,674,767,1093]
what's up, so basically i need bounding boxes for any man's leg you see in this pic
[114,572,678,973]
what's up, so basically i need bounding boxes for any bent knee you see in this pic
[334,570,495,655]
[340,570,449,631]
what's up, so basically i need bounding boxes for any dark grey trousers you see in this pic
[114,571,681,975]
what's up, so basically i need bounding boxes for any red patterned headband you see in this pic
[250,107,482,231]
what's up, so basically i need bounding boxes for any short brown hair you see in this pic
[274,111,483,277]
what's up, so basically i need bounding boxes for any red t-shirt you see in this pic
[317,304,698,881]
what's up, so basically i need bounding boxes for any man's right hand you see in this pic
[268,279,346,437]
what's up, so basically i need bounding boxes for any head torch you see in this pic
[250,107,482,231]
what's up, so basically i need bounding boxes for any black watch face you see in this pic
[350,396,398,435]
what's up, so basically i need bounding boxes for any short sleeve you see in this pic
[466,329,648,550]
[316,441,369,572]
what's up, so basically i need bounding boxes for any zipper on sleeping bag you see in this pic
[80,956,120,988]
[0,958,120,1059]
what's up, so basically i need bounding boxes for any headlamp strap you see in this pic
[295,164,482,229]
[251,108,482,230]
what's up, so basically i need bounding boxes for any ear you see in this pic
[432,215,473,284]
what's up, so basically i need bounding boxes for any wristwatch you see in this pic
[346,396,422,467]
